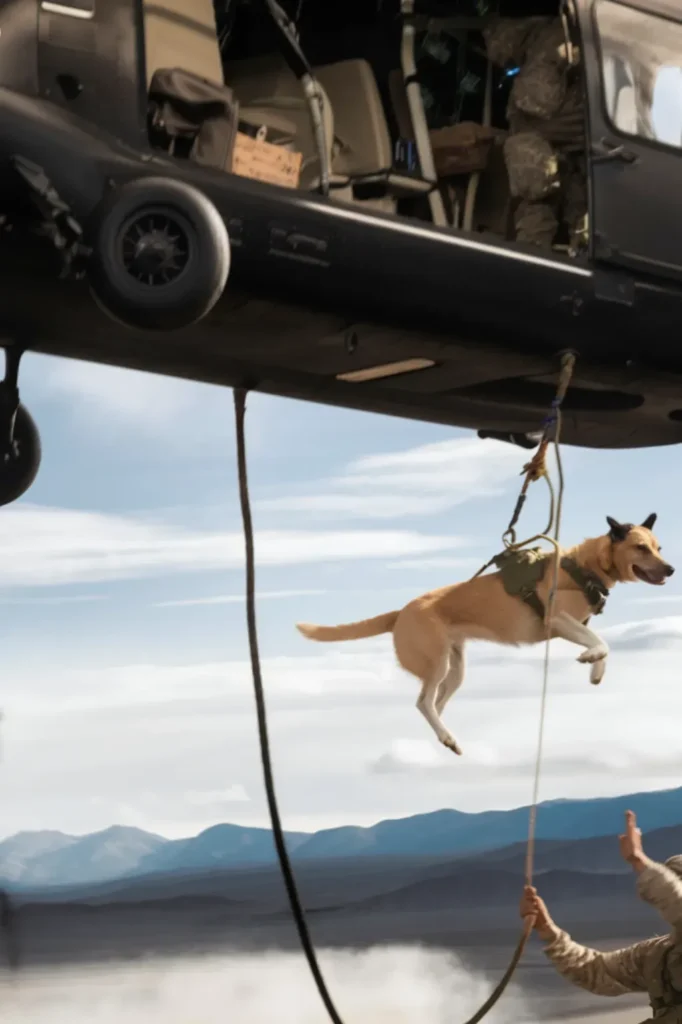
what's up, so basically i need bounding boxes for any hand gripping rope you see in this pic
[233,350,576,1024]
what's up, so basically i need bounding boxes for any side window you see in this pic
[594,0,682,149]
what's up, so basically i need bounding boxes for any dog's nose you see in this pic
[665,564,675,577]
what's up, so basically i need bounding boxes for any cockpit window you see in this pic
[594,0,682,149]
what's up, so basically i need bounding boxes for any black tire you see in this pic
[0,404,41,507]
[88,177,230,331]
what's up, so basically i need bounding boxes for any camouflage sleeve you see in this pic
[637,861,682,930]
[542,928,652,995]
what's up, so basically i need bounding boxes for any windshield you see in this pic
[594,0,682,148]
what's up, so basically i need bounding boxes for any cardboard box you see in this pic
[430,122,500,178]
[232,132,302,189]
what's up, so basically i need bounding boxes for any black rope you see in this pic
[233,386,543,1024]
[233,388,345,1024]
[0,888,19,970]
[460,916,532,1024]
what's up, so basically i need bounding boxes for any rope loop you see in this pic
[502,351,576,550]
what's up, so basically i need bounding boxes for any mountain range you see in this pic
[3,784,682,890]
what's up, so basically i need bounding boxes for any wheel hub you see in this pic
[120,211,190,286]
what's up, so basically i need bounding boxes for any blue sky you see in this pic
[0,353,681,841]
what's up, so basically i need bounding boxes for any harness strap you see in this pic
[492,547,549,619]
[494,548,610,621]
[559,556,610,616]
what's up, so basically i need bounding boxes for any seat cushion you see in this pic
[143,0,224,87]
[314,59,393,177]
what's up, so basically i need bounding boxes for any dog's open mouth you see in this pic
[633,565,667,585]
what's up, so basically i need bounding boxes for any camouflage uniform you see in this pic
[543,858,682,1022]
[483,17,586,249]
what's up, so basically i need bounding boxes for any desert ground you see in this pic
[0,881,660,1024]
[0,943,651,1024]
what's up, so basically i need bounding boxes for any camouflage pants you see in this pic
[504,130,587,248]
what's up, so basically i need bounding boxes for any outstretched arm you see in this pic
[520,884,652,997]
[542,927,657,996]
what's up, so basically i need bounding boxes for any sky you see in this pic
[0,352,681,842]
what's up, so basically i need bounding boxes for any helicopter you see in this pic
[0,0,682,505]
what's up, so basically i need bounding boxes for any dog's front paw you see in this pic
[590,658,606,685]
[577,643,608,665]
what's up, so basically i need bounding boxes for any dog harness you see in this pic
[492,546,610,620]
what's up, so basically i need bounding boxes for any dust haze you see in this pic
[2,945,534,1024]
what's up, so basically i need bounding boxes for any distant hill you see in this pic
[0,826,167,887]
[335,867,637,916]
[0,830,76,882]
[475,824,682,877]
[132,822,310,876]
[3,785,682,889]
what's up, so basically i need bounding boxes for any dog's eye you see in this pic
[637,543,650,553]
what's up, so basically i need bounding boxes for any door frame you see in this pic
[572,0,682,279]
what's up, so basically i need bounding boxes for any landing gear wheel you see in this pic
[0,404,41,507]
[88,177,230,331]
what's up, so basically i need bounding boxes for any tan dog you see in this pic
[297,515,673,755]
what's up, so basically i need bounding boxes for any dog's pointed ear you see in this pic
[641,513,657,531]
[606,516,630,542]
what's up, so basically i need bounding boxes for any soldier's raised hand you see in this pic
[619,810,648,871]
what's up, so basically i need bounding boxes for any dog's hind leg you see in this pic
[416,671,463,755]
[393,610,462,753]
[415,644,464,755]
[436,644,466,717]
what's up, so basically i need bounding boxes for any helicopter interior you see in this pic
[6,0,682,459]
[143,0,587,257]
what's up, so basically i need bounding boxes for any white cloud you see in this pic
[370,738,511,776]
[185,785,249,806]
[369,741,682,781]
[257,436,525,520]
[32,355,261,457]
[371,738,444,773]
[0,594,107,605]
[0,504,467,588]
[44,359,198,435]
[155,589,326,608]
[6,645,399,715]
[3,613,682,838]
[384,557,482,571]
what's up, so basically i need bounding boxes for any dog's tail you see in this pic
[296,611,399,643]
